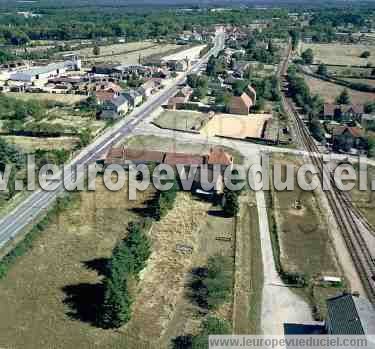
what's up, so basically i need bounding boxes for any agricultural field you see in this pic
[301,43,375,66]
[153,110,208,131]
[301,74,375,104]
[75,42,182,65]
[62,41,155,59]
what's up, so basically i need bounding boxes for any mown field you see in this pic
[5,92,87,105]
[302,43,375,66]
[301,74,375,104]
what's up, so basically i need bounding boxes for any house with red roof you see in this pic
[229,92,254,115]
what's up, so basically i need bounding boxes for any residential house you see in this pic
[122,90,143,108]
[95,91,120,104]
[167,86,193,110]
[326,293,375,337]
[100,95,129,120]
[103,146,234,194]
[323,103,365,122]
[331,125,365,151]
[229,93,254,115]
[232,61,250,78]
[361,114,375,131]
[138,80,157,98]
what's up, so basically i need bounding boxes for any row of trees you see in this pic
[0,8,290,45]
[100,220,151,328]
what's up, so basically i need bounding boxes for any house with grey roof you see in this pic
[122,90,143,108]
[100,95,129,120]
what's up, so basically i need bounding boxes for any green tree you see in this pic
[301,48,314,64]
[93,45,101,56]
[336,89,351,105]
[125,222,151,274]
[360,51,371,58]
[100,276,132,328]
[317,64,328,76]
[223,189,239,217]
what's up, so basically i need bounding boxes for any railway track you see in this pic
[279,45,375,303]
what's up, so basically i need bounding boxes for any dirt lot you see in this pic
[200,113,272,139]
[5,92,87,105]
[3,135,79,152]
[302,43,375,66]
[302,74,375,104]
[154,110,208,131]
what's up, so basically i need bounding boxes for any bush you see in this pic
[191,255,233,310]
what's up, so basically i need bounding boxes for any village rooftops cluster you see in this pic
[104,146,233,168]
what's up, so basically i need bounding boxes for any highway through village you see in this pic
[0,30,226,249]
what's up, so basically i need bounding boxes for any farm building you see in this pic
[10,63,67,83]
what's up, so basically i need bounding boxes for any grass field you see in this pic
[0,178,156,349]
[5,92,87,105]
[154,110,208,131]
[269,154,343,318]
[301,74,375,104]
[271,156,339,277]
[233,192,263,334]
[302,43,375,66]
[0,177,237,349]
[326,66,374,77]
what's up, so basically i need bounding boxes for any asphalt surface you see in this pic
[0,31,225,248]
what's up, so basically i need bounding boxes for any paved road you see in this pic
[0,31,225,248]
